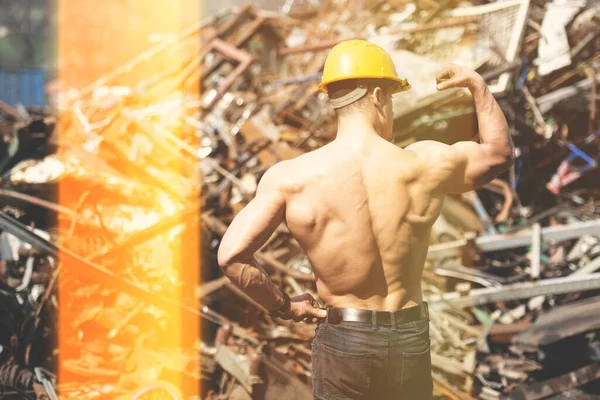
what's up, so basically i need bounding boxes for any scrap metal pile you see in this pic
[0,0,600,398]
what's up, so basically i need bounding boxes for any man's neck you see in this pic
[335,114,381,141]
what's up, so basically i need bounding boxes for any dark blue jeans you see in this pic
[311,315,433,400]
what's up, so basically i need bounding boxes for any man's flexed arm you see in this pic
[407,64,514,193]
[217,164,326,321]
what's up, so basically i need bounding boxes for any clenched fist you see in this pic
[279,293,327,323]
[436,63,485,91]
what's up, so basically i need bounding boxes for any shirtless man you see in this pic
[218,40,514,399]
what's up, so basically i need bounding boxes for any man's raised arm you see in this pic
[406,64,515,193]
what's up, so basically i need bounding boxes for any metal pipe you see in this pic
[428,219,600,259]
[426,272,600,308]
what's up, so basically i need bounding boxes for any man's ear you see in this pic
[372,86,384,110]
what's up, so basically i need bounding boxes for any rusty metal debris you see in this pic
[0,0,600,398]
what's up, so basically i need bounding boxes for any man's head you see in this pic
[320,40,411,142]
[327,78,395,141]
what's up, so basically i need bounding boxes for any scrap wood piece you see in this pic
[463,350,477,394]
[420,0,456,23]
[214,345,260,394]
[429,307,483,337]
[489,321,532,344]
[431,353,468,377]
[432,372,475,400]
[506,363,600,400]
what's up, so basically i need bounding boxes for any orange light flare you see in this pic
[58,0,201,398]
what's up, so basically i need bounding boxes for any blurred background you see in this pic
[0,0,600,399]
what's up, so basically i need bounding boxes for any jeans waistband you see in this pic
[325,302,428,327]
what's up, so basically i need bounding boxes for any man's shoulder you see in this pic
[260,153,320,193]
[404,140,451,155]
[403,140,462,166]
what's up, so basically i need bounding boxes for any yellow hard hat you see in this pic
[320,39,411,94]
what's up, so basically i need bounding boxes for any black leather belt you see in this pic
[325,302,428,326]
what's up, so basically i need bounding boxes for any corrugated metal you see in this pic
[0,69,46,107]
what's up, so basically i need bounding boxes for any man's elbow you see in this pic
[217,245,237,271]
[217,244,250,272]
[487,144,515,172]
[496,147,515,170]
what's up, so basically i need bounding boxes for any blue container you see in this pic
[0,68,46,107]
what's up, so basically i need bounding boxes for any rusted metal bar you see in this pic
[198,276,230,299]
[387,16,478,34]
[0,189,76,218]
[0,100,19,119]
[203,39,254,110]
[549,53,600,90]
[483,179,514,223]
[199,14,268,83]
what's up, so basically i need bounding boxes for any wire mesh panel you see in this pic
[410,0,530,93]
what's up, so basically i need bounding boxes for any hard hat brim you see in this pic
[320,76,411,94]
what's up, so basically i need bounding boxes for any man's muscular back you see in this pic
[218,63,513,322]
[276,134,444,311]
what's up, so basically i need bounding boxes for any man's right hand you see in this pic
[279,293,327,322]
[436,63,484,92]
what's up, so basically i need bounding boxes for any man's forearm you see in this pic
[470,80,514,161]
[221,257,286,312]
